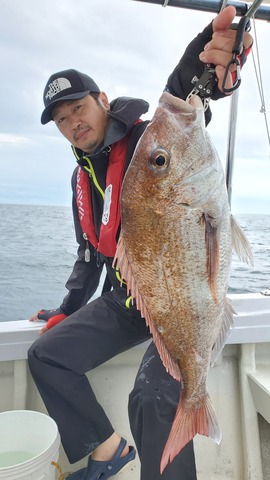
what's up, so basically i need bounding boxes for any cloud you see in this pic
[0,0,269,213]
[0,133,30,145]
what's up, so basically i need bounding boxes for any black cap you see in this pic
[41,69,100,125]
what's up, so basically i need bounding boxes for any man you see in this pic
[28,6,252,480]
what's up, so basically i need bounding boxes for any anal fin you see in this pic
[211,296,235,365]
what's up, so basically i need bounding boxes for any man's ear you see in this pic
[99,91,110,111]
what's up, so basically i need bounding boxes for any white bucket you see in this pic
[0,410,61,480]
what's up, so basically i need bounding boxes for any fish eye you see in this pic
[155,155,166,167]
[150,147,170,170]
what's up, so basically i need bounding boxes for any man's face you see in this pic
[52,92,110,154]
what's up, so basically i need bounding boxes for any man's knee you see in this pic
[129,342,181,427]
[129,375,181,431]
[28,338,43,376]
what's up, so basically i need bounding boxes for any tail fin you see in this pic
[160,394,221,474]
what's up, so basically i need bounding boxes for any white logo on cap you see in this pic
[45,78,72,101]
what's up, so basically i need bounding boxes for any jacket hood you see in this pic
[72,96,149,161]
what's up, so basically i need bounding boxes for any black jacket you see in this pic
[60,21,224,315]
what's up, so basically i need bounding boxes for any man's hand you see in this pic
[29,308,67,334]
[199,6,253,93]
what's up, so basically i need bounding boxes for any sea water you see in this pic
[0,203,269,322]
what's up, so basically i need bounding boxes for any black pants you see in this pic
[28,288,197,480]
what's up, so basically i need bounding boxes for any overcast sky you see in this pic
[1,0,269,214]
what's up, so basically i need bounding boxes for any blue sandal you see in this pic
[67,438,136,479]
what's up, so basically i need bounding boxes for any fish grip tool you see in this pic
[186,64,217,111]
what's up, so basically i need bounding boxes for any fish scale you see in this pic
[114,91,253,474]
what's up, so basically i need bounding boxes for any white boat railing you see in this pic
[0,292,269,362]
[0,292,269,479]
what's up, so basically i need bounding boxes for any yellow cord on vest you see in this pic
[51,461,63,480]
[125,295,133,308]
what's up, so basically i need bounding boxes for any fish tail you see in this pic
[160,393,221,474]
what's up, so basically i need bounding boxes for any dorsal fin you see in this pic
[114,234,182,382]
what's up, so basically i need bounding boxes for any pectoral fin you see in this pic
[203,213,220,304]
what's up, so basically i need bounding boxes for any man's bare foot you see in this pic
[90,433,129,461]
